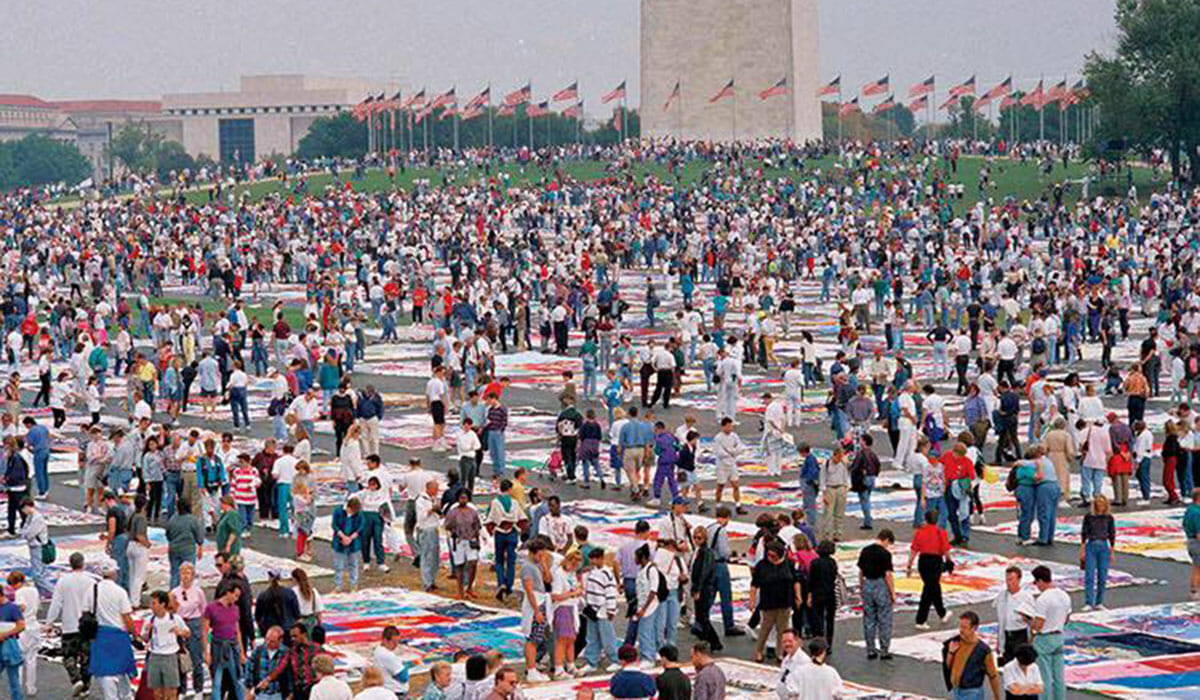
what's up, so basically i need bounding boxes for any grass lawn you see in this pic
[148,295,310,332]
[179,152,1159,212]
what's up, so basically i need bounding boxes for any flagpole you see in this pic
[731,79,738,142]
[837,84,843,146]
[678,79,684,139]
[487,85,494,153]
[620,92,627,143]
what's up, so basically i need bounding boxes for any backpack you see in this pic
[654,566,669,602]
[1031,337,1047,355]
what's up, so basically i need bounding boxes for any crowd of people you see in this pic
[0,136,1197,700]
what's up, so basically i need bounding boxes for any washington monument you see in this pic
[640,0,822,142]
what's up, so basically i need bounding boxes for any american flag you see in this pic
[984,76,1012,100]
[861,75,889,97]
[461,106,485,121]
[1047,80,1069,106]
[503,83,531,107]
[816,76,841,97]
[758,77,789,101]
[871,96,896,114]
[552,82,579,102]
[949,75,976,98]
[601,81,627,104]
[431,88,457,109]
[973,95,992,112]
[526,101,550,117]
[438,105,457,120]
[465,87,490,111]
[562,101,583,119]
[498,103,516,117]
[612,108,622,132]
[402,89,426,110]
[414,104,434,124]
[352,95,374,121]
[907,95,928,113]
[938,94,959,111]
[663,81,681,111]
[838,97,860,116]
[907,76,935,98]
[1000,94,1019,110]
[368,92,388,116]
[709,79,735,103]
[1021,80,1044,108]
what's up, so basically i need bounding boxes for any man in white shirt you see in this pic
[1026,565,1071,700]
[309,654,353,700]
[414,478,442,591]
[287,388,322,442]
[791,638,843,700]
[762,393,789,476]
[649,343,677,409]
[91,564,137,700]
[425,367,449,451]
[372,626,410,697]
[776,630,812,700]
[994,566,1034,665]
[12,571,41,695]
[996,331,1019,385]
[712,418,746,515]
[46,552,100,694]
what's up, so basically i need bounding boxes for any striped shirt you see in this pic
[229,466,260,506]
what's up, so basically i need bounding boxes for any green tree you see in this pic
[296,112,369,159]
[1085,0,1200,179]
[153,140,195,180]
[106,122,164,174]
[0,134,92,190]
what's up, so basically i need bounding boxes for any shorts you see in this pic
[678,469,694,489]
[715,461,740,486]
[430,400,446,425]
[451,538,480,567]
[1189,539,1200,566]
[146,652,181,688]
[625,447,647,473]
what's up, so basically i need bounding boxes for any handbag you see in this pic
[79,582,100,641]
[40,537,56,565]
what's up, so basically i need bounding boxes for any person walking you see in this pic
[819,446,850,542]
[856,529,896,660]
[8,572,39,698]
[415,478,443,592]
[46,552,96,695]
[907,510,954,630]
[484,479,526,601]
[748,540,800,663]
[689,526,723,652]
[944,611,1002,700]
[331,497,364,592]
[806,540,840,645]
[170,562,207,700]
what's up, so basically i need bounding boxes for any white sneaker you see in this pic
[576,664,596,676]
[1081,604,1094,612]
[914,623,931,630]
[941,611,954,624]
[379,565,390,573]
[1137,499,1151,506]
[525,669,550,683]
[1095,604,1107,611]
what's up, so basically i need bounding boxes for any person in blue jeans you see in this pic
[1032,448,1062,545]
[708,506,745,637]
[944,610,1001,700]
[851,435,881,530]
[0,586,26,700]
[581,548,619,670]
[632,545,664,663]
[1081,496,1115,609]
[798,443,821,532]
[484,479,525,600]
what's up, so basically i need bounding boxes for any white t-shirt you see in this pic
[1002,659,1043,693]
[272,455,298,484]
[373,645,409,694]
[456,430,481,458]
[95,579,133,628]
[355,688,398,700]
[793,662,843,700]
[146,612,188,654]
[426,377,447,403]
[1033,587,1072,633]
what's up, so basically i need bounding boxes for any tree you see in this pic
[1085,0,1200,180]
[153,140,196,180]
[0,134,92,190]
[296,112,368,159]
[106,123,164,175]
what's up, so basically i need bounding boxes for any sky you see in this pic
[4,0,1117,109]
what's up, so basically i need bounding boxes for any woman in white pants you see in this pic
[9,571,39,696]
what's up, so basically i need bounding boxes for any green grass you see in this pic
[148,295,309,332]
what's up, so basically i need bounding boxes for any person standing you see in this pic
[806,540,839,645]
[632,544,664,665]
[89,564,138,700]
[415,478,443,592]
[690,643,726,700]
[1081,496,1116,611]
[331,497,364,593]
[856,529,896,660]
[711,418,746,514]
[994,566,1034,666]
[8,572,39,697]
[707,507,745,640]
[907,509,954,630]
[851,435,882,530]
[944,611,1001,700]
[0,585,27,700]
[170,563,207,700]
[484,392,509,481]
[484,479,526,600]
[1186,488,1200,600]
[1027,565,1071,700]
[580,546,619,672]
[141,590,189,700]
[818,447,850,542]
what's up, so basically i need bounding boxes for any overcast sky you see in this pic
[5,0,1117,108]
